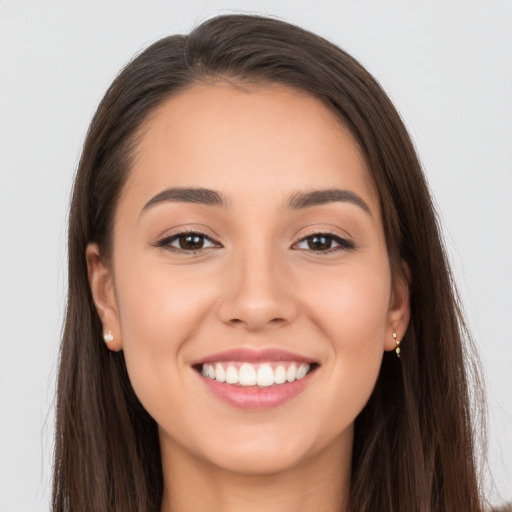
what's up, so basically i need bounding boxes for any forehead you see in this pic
[124,83,378,213]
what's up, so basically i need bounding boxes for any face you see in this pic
[87,83,409,476]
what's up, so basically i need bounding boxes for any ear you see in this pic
[384,263,411,352]
[86,243,122,351]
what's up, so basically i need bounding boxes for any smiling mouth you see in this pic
[193,361,319,388]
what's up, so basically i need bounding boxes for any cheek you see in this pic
[112,255,218,410]
[325,278,390,351]
[325,270,390,379]
[114,255,218,347]
[299,265,390,422]
[301,261,391,348]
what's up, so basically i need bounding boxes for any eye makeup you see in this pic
[152,227,356,257]
[153,229,222,254]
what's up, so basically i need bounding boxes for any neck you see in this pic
[159,432,351,512]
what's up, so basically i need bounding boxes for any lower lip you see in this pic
[198,372,314,410]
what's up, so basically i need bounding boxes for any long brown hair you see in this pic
[53,14,485,511]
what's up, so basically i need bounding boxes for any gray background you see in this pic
[1,1,511,510]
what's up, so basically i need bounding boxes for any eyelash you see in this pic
[154,230,221,254]
[293,231,355,253]
[154,230,355,254]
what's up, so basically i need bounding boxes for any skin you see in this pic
[87,83,410,512]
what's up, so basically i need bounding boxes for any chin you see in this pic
[191,422,348,477]
[204,441,311,476]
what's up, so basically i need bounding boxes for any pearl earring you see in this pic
[103,330,114,344]
[392,332,401,358]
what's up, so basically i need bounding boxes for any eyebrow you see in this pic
[140,186,371,216]
[287,189,371,214]
[141,187,228,214]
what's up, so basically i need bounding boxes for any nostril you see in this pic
[228,317,287,328]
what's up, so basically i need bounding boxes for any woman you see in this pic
[52,14,485,512]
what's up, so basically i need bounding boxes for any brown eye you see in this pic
[294,233,354,252]
[156,232,219,252]
[307,235,332,251]
[178,234,205,250]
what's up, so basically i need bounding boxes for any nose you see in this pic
[217,246,298,331]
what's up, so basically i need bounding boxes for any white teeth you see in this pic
[274,365,287,384]
[296,364,309,379]
[239,363,257,386]
[286,364,297,382]
[215,363,225,383]
[200,362,313,387]
[256,364,274,387]
[225,365,238,384]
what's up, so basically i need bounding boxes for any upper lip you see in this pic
[191,347,317,365]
